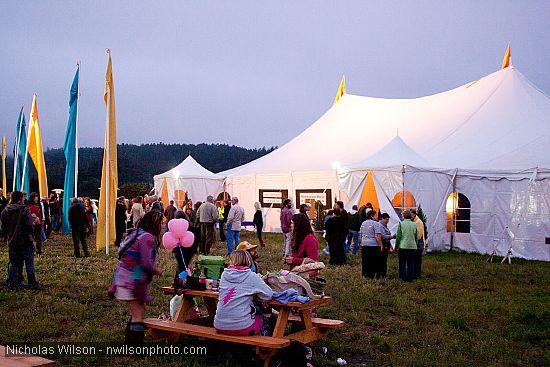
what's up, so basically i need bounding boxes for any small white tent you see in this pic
[220,66,550,261]
[153,155,224,207]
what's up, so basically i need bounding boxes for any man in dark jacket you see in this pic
[1,191,40,289]
[68,198,89,257]
[115,196,127,247]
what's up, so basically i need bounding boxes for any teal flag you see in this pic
[62,67,79,234]
[13,108,30,198]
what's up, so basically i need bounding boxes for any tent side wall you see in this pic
[226,170,341,232]
[154,176,224,207]
[405,166,550,261]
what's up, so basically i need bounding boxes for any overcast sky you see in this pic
[1,1,549,151]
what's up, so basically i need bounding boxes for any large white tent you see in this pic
[153,155,224,207]
[220,66,550,261]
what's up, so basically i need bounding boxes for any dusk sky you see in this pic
[1,1,549,151]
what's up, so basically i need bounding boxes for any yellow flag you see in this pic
[2,135,6,194]
[501,42,511,69]
[27,94,49,198]
[96,50,118,252]
[333,76,346,105]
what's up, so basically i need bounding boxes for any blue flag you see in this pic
[13,108,30,198]
[62,67,79,234]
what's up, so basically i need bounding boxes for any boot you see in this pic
[260,239,266,247]
[124,321,145,347]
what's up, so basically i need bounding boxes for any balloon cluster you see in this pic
[162,219,194,250]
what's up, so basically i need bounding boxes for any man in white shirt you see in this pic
[131,196,145,228]
[226,197,245,254]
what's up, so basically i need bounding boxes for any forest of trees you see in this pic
[5,143,275,198]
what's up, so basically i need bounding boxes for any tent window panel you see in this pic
[446,192,471,233]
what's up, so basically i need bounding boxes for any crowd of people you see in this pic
[0,188,99,290]
[281,199,426,283]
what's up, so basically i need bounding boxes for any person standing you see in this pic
[164,200,177,227]
[395,209,418,282]
[226,197,245,255]
[0,188,8,214]
[410,208,426,279]
[28,193,44,256]
[84,198,94,235]
[1,191,40,290]
[41,197,51,239]
[0,188,7,237]
[325,205,347,265]
[252,202,265,247]
[115,196,128,247]
[48,194,61,232]
[346,205,361,256]
[68,198,89,258]
[378,213,395,278]
[197,196,219,254]
[359,210,382,278]
[111,211,163,346]
[280,199,293,256]
[216,200,226,242]
[131,196,145,228]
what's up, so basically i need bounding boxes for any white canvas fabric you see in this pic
[153,156,224,206]
[204,66,550,260]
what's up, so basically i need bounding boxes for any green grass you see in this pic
[1,231,549,366]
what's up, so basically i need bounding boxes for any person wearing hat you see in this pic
[236,241,259,273]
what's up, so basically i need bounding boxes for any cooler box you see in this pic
[197,255,225,279]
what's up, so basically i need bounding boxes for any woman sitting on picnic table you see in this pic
[214,250,273,336]
[283,213,319,275]
[111,211,163,346]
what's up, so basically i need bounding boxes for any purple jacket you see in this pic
[280,207,293,233]
[113,228,159,302]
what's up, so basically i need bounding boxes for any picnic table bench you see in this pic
[0,345,55,367]
[144,287,343,366]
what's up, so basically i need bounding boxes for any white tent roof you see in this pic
[222,67,550,176]
[348,135,431,169]
[153,155,219,180]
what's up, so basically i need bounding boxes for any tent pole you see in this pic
[450,171,456,251]
[402,164,405,210]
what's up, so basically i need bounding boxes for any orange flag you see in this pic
[27,94,49,198]
[501,42,511,69]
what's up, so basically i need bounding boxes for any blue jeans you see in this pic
[398,249,416,282]
[346,230,360,255]
[226,224,241,254]
[51,213,60,231]
[8,244,38,287]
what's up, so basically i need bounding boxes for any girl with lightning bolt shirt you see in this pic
[214,250,273,336]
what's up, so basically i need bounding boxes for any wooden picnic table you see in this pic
[144,286,343,366]
[0,345,55,367]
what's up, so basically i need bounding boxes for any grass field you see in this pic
[1,230,549,366]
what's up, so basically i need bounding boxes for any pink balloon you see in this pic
[162,231,179,250]
[180,231,195,248]
[168,219,189,238]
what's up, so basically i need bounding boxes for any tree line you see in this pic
[5,143,275,198]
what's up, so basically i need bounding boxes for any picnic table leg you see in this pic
[256,347,277,367]
[299,308,313,329]
[161,296,199,343]
[203,297,217,321]
[272,308,290,338]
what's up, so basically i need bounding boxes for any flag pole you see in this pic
[105,53,110,256]
[75,61,80,198]
[13,107,23,191]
